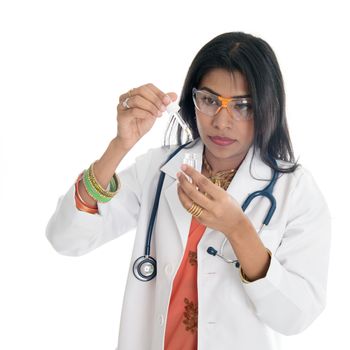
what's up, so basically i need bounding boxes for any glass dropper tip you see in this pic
[185,127,193,141]
[166,102,193,141]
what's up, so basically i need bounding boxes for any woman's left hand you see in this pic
[177,164,246,237]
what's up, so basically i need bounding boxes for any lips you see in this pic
[209,136,236,146]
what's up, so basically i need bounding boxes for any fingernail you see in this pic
[181,164,187,171]
[163,95,171,104]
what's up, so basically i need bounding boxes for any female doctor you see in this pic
[46,32,331,350]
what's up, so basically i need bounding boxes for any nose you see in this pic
[212,107,233,130]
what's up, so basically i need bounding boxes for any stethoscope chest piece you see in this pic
[133,255,157,282]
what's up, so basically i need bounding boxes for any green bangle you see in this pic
[83,169,112,203]
[109,174,119,192]
[88,162,119,197]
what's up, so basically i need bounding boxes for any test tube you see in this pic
[182,152,201,183]
[166,102,193,141]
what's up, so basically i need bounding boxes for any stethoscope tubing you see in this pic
[208,158,279,267]
[144,142,192,257]
[134,143,279,281]
[133,142,192,281]
[241,163,278,226]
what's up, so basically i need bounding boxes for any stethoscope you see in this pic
[133,142,279,281]
[206,160,278,268]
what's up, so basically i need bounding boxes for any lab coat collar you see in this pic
[160,139,274,248]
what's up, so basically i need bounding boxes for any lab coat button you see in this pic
[159,314,164,326]
[164,264,173,275]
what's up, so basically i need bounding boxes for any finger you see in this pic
[176,171,213,211]
[177,183,208,223]
[177,184,192,211]
[130,84,170,112]
[165,91,178,102]
[180,164,220,198]
[140,85,178,112]
[177,181,206,214]
[144,83,176,106]
[116,104,156,120]
[119,91,131,103]
[133,85,168,112]
[119,85,178,114]
[119,85,167,114]
[122,95,163,117]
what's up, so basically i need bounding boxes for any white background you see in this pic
[0,0,349,349]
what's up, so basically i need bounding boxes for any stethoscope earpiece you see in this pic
[132,143,277,282]
[133,255,157,282]
[207,246,218,256]
[206,158,278,269]
[207,246,240,268]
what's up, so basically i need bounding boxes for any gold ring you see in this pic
[187,202,203,218]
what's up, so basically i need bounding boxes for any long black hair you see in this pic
[164,32,299,173]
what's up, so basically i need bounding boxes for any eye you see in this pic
[201,95,218,106]
[235,102,252,111]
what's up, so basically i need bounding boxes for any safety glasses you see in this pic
[192,88,253,121]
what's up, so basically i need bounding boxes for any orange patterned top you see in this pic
[164,217,207,350]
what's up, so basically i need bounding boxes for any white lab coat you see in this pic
[46,139,331,350]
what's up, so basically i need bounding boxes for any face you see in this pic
[195,68,254,171]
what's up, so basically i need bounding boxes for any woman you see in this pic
[46,32,331,350]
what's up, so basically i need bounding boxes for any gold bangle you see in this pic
[239,248,272,284]
[88,161,120,198]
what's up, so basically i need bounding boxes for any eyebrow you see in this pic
[200,86,251,99]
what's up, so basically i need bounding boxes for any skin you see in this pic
[115,79,270,281]
[116,83,177,151]
[195,68,255,174]
[177,69,271,282]
[79,83,178,210]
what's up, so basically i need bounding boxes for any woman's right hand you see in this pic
[116,83,177,150]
